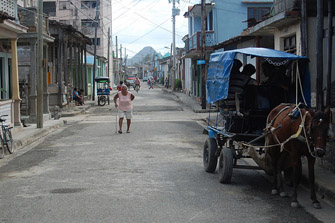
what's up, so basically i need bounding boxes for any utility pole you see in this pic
[108,27,110,79]
[326,0,333,107]
[316,0,324,110]
[170,0,179,90]
[120,44,122,81]
[115,36,119,85]
[92,0,100,101]
[124,48,127,77]
[37,0,43,128]
[142,55,144,79]
[201,0,207,109]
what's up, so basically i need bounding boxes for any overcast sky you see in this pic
[112,0,199,58]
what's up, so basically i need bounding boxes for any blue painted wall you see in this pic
[213,0,273,44]
[187,0,273,44]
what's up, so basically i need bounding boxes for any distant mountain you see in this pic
[128,46,157,65]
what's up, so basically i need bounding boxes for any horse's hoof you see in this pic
[313,202,321,209]
[291,202,300,208]
[280,192,288,197]
[271,189,278,195]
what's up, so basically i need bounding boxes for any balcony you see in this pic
[273,0,300,15]
[18,7,49,34]
[185,31,215,54]
[0,0,16,18]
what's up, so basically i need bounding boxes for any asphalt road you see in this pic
[0,83,331,222]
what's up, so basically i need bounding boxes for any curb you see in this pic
[13,121,64,152]
[61,102,95,117]
[302,165,335,207]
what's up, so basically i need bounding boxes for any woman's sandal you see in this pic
[118,130,122,134]
[126,130,130,133]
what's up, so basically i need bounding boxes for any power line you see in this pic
[126,18,170,45]
[113,0,178,37]
[111,0,161,30]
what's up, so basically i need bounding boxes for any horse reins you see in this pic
[240,104,317,158]
[266,104,317,157]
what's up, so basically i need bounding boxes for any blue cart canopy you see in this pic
[206,47,310,105]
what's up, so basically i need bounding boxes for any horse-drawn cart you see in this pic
[203,47,311,183]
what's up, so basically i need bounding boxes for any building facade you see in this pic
[182,0,274,99]
[40,0,112,82]
[0,0,28,127]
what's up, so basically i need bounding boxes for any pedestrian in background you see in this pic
[73,87,82,106]
[114,85,135,134]
[117,81,123,92]
[165,77,168,88]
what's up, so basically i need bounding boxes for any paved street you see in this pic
[0,84,333,222]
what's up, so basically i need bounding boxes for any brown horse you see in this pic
[265,103,330,208]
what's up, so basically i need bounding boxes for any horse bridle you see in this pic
[267,105,322,158]
[306,115,327,157]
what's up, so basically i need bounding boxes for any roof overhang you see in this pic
[0,19,28,39]
[213,36,255,50]
[244,11,300,36]
[18,32,55,43]
[184,3,213,18]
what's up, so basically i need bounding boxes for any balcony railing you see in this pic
[185,31,215,53]
[18,7,49,34]
[273,0,300,15]
[0,0,16,18]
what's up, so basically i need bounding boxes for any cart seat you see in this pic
[220,72,251,112]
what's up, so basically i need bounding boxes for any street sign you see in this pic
[197,60,205,65]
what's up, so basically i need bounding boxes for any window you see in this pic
[0,57,12,100]
[208,10,213,31]
[81,19,95,28]
[247,7,270,27]
[283,35,296,54]
[91,38,100,46]
[43,2,56,16]
[59,1,69,10]
[81,1,97,9]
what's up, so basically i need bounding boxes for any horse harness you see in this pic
[265,103,318,157]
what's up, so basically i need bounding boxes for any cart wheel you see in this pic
[203,138,218,173]
[218,148,233,184]
[99,96,106,106]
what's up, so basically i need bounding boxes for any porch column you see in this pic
[10,39,22,127]
[43,44,50,114]
[64,40,68,85]
[29,41,37,121]
[74,43,78,87]
[79,44,83,90]
[84,48,88,96]
[57,31,63,106]
[69,43,73,84]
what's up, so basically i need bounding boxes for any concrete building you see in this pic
[182,0,274,98]
[35,0,112,82]
[0,0,28,127]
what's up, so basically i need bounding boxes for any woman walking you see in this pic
[114,85,135,133]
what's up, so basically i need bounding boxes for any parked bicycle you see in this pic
[0,115,14,159]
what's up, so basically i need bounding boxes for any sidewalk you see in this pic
[11,100,95,155]
[159,85,208,113]
[159,84,335,207]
